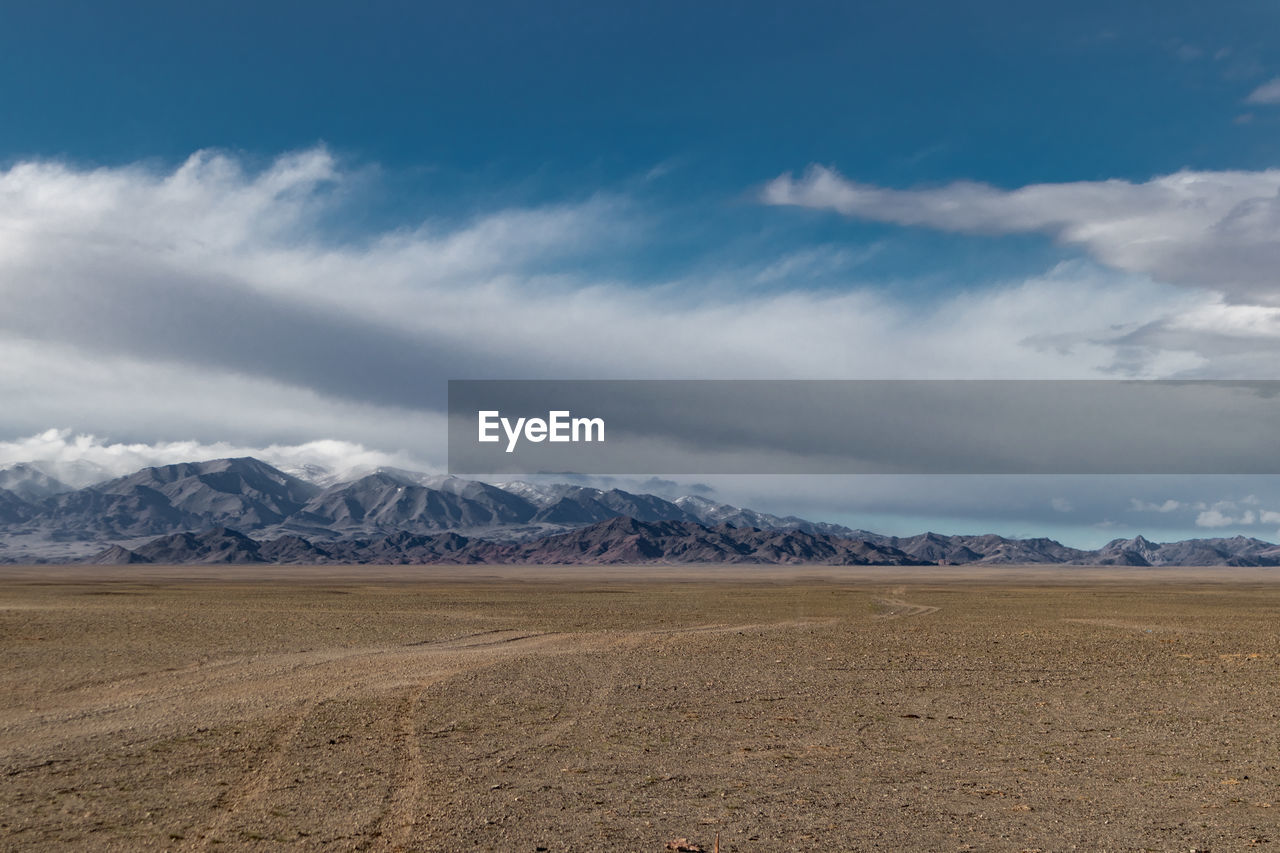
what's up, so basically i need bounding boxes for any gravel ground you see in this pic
[2,567,1278,851]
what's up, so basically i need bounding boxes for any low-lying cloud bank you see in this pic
[0,429,428,488]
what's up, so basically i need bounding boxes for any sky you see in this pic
[4,1,1280,546]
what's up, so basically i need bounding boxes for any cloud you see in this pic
[0,147,1235,453]
[0,429,428,487]
[1194,505,1267,527]
[1130,499,1183,513]
[0,336,450,468]
[763,164,1280,305]
[1196,509,1235,527]
[1,146,1279,513]
[1246,77,1280,104]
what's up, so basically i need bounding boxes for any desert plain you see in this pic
[2,565,1279,851]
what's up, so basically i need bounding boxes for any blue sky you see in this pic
[7,2,1279,185]
[5,0,1279,285]
[4,1,1280,545]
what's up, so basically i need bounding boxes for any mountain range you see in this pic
[2,456,1280,566]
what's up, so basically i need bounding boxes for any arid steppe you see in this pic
[2,565,1279,851]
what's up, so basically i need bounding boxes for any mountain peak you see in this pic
[0,463,74,501]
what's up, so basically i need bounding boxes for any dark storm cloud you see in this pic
[4,260,512,412]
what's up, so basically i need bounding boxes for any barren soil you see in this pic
[2,565,1279,851]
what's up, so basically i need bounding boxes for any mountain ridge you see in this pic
[2,456,1279,566]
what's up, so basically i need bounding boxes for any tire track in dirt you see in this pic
[1,620,830,772]
[4,616,842,850]
[369,682,435,852]
[521,633,643,755]
[187,633,583,850]
[0,632,578,767]
[873,587,940,619]
[1061,617,1205,634]
[482,618,839,771]
[347,632,613,850]
[427,630,562,650]
[193,696,328,848]
[641,616,839,637]
[0,647,389,764]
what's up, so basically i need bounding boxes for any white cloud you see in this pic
[1196,509,1235,527]
[763,164,1280,305]
[1050,497,1073,512]
[0,146,1277,480]
[0,148,1233,451]
[0,429,430,487]
[1246,78,1280,104]
[1194,506,1260,527]
[1162,302,1280,338]
[1130,499,1184,513]
[1128,497,1280,531]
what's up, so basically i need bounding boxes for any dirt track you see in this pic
[3,566,1280,850]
